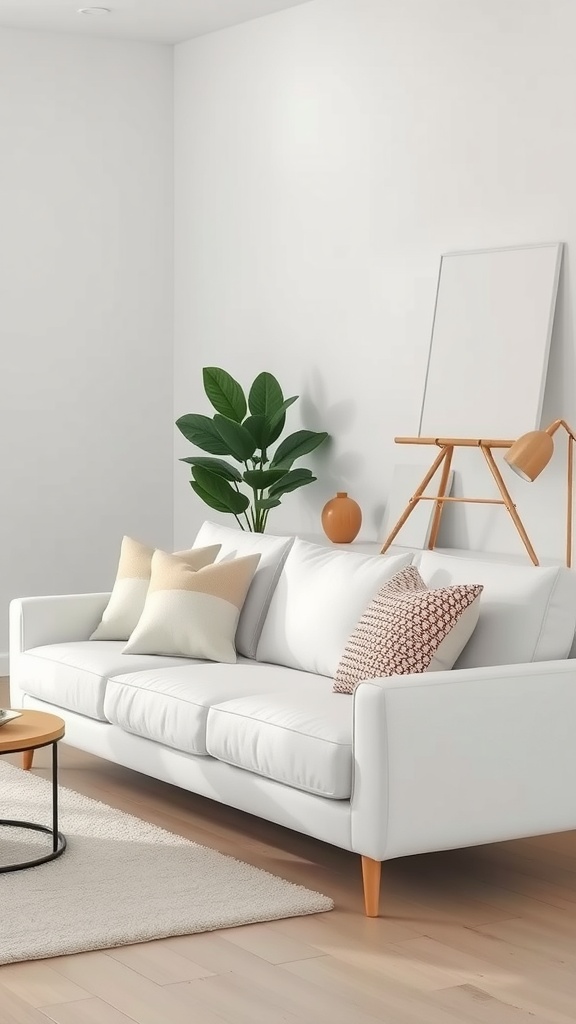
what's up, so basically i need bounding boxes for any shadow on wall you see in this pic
[298,368,361,513]
[435,470,471,551]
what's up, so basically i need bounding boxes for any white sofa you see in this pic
[9,524,576,917]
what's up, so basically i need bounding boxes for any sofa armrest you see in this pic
[10,593,111,657]
[350,659,576,862]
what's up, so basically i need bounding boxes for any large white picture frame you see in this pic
[418,242,563,439]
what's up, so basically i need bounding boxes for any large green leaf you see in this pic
[268,468,315,497]
[267,396,298,433]
[248,372,284,419]
[243,468,288,490]
[242,415,270,452]
[256,497,282,510]
[191,467,250,514]
[191,482,245,515]
[203,367,246,423]
[190,481,231,514]
[176,414,230,455]
[266,395,299,446]
[271,430,329,469]
[179,456,242,482]
[213,415,257,461]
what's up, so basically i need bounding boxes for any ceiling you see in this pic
[0,0,313,45]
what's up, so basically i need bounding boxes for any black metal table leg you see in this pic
[0,740,67,873]
[52,740,58,853]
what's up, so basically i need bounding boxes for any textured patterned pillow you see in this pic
[123,550,261,663]
[91,537,221,641]
[333,565,483,694]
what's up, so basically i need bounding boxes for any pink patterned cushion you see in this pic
[333,565,483,694]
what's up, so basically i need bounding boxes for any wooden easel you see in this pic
[380,436,539,565]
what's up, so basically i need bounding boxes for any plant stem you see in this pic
[233,514,246,531]
[258,491,265,533]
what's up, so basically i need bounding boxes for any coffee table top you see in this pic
[0,710,65,753]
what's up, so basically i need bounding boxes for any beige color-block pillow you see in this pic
[123,550,261,663]
[192,521,294,659]
[91,537,221,642]
[334,565,483,694]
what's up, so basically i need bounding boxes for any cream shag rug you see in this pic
[0,761,333,965]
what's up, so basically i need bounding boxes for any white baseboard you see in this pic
[0,653,9,677]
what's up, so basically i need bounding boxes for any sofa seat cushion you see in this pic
[17,642,201,722]
[103,660,324,756]
[206,689,353,799]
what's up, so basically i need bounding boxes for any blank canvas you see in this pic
[419,243,563,439]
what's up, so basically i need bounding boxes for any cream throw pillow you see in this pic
[334,565,483,694]
[91,537,221,641]
[123,550,261,663]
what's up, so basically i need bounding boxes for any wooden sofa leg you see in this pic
[22,750,34,771]
[361,856,381,917]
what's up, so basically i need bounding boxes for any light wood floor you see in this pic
[3,680,576,1023]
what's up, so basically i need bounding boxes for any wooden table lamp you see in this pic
[504,419,576,568]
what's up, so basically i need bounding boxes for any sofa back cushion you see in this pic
[414,550,576,668]
[192,521,294,659]
[256,538,412,677]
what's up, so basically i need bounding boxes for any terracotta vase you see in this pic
[321,492,362,544]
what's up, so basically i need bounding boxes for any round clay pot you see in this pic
[321,492,362,544]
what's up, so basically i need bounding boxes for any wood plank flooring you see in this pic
[2,677,576,1022]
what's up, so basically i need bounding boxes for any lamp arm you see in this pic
[546,419,576,441]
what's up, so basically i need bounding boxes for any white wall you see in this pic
[0,29,174,665]
[174,0,576,565]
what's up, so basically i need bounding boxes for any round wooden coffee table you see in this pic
[0,710,67,872]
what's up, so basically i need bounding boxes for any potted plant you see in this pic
[176,367,329,533]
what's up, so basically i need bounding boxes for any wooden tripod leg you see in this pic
[481,446,539,566]
[22,750,34,770]
[427,444,454,550]
[380,447,449,554]
[361,856,382,917]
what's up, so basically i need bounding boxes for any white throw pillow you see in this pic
[123,550,261,664]
[91,537,220,642]
[334,565,483,693]
[192,521,294,659]
[256,538,413,677]
[414,550,576,668]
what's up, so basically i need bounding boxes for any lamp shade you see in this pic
[504,430,554,482]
